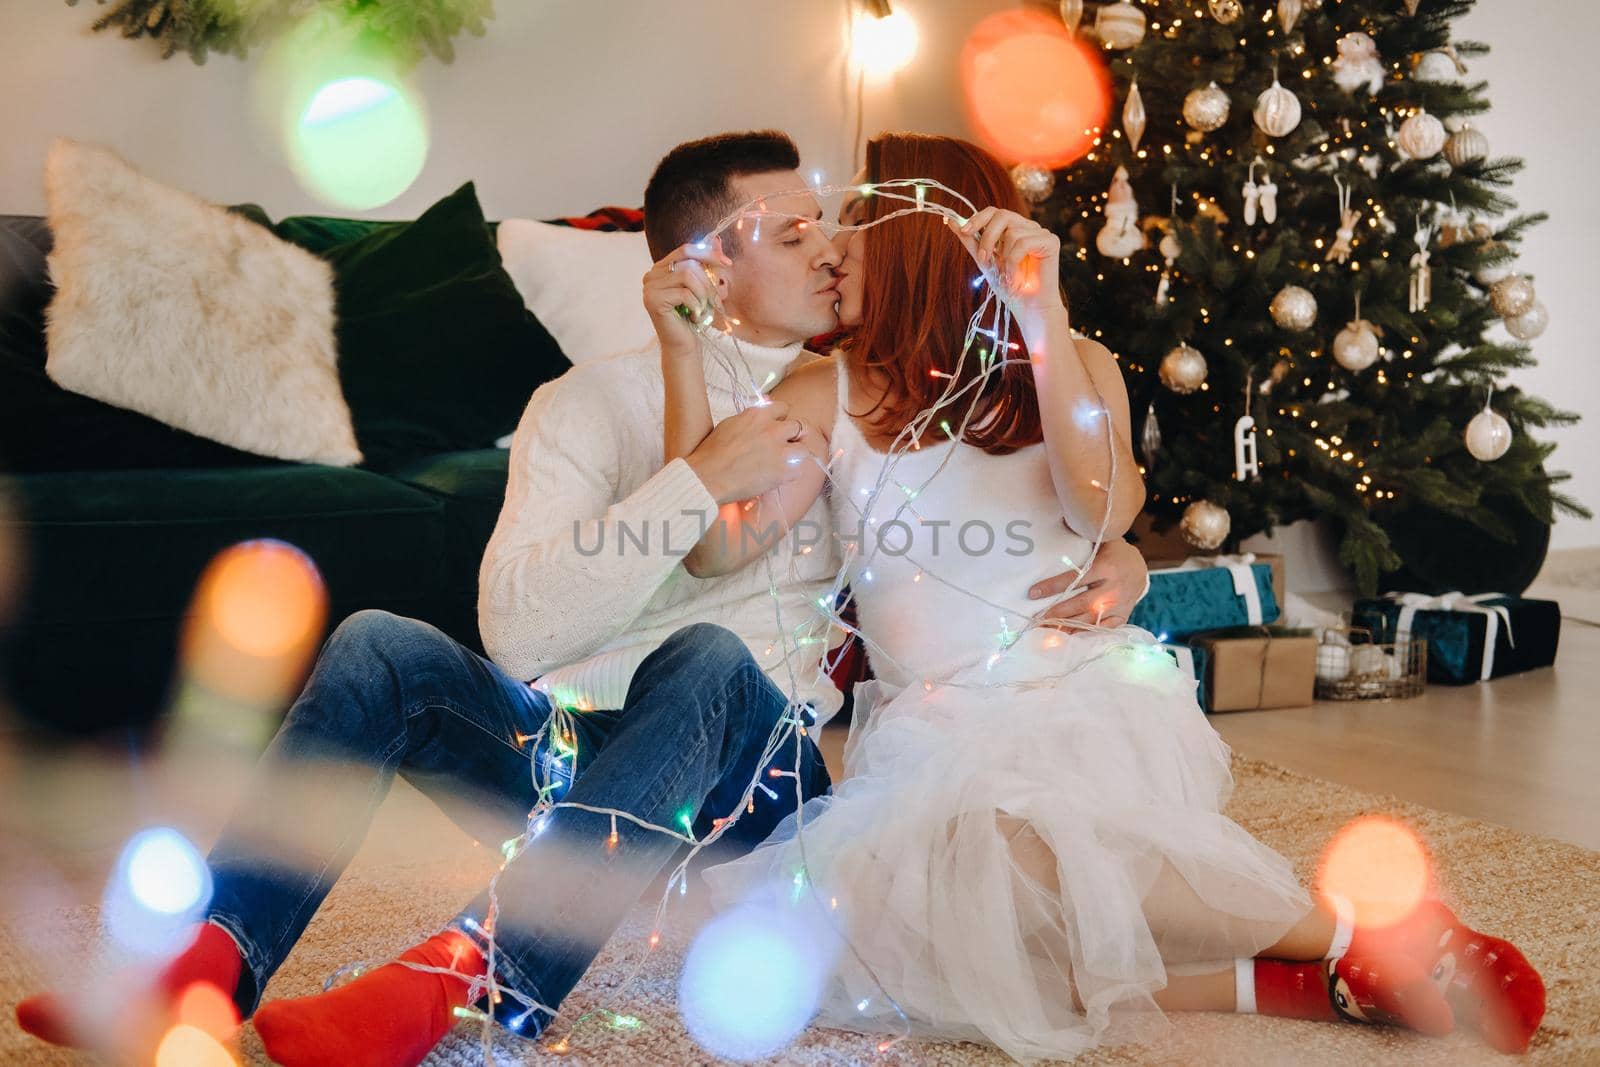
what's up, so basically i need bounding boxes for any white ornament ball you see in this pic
[1254,80,1303,137]
[1159,230,1183,261]
[1474,249,1513,287]
[1159,343,1208,394]
[1333,320,1381,372]
[1505,301,1549,341]
[1181,500,1232,551]
[1208,0,1244,24]
[1397,110,1447,160]
[1183,82,1232,133]
[1489,275,1536,318]
[1011,163,1055,204]
[1444,124,1489,167]
[1350,644,1387,678]
[1270,285,1318,331]
[1095,2,1147,49]
[1413,50,1461,82]
[1465,408,1513,461]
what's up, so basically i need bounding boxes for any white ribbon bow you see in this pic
[1154,553,1266,626]
[1385,591,1515,681]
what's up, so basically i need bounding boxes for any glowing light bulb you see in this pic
[851,9,919,78]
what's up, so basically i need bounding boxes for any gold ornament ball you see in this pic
[1183,82,1232,133]
[1159,343,1208,394]
[1444,124,1489,167]
[1465,408,1513,462]
[1270,285,1318,331]
[1397,111,1447,160]
[1489,275,1537,318]
[1505,301,1549,341]
[1095,2,1147,49]
[1011,163,1055,204]
[1254,80,1303,137]
[1208,0,1244,23]
[1333,320,1380,371]
[1181,500,1232,551]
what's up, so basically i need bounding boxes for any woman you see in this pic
[660,133,1542,1061]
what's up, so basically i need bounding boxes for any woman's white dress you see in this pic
[704,358,1311,1062]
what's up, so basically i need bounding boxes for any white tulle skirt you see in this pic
[703,627,1313,1063]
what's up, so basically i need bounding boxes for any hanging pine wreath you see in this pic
[65,0,494,65]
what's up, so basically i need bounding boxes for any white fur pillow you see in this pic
[497,218,655,365]
[43,139,362,466]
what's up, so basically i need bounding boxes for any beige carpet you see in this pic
[3,756,1596,1066]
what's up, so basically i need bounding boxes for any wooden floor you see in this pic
[820,619,1600,852]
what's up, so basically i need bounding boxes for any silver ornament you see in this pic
[1208,0,1243,24]
[1141,400,1163,466]
[1465,407,1513,462]
[1505,301,1549,341]
[1095,2,1147,49]
[1011,163,1055,204]
[1183,82,1231,133]
[1444,124,1489,167]
[1489,275,1536,318]
[1059,0,1085,34]
[1270,285,1318,331]
[1278,0,1304,34]
[1181,500,1232,551]
[1124,78,1147,152]
[1332,319,1380,371]
[1254,79,1303,137]
[1159,343,1208,394]
[1397,110,1447,160]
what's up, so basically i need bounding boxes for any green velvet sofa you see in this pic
[0,191,587,734]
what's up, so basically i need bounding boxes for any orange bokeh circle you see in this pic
[961,9,1112,168]
[1316,815,1433,929]
[197,539,326,660]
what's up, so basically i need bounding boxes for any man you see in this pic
[16,131,1147,1067]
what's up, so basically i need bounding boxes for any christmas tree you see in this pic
[1029,0,1586,593]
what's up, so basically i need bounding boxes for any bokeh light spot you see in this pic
[104,828,212,956]
[851,10,919,79]
[155,1022,237,1067]
[1318,815,1432,928]
[291,74,428,210]
[176,982,241,1042]
[200,539,325,660]
[961,10,1111,168]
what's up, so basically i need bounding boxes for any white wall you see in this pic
[1,0,1593,546]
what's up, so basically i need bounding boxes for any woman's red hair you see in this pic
[846,133,1044,454]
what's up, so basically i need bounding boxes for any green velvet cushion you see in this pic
[274,184,568,472]
[388,448,510,602]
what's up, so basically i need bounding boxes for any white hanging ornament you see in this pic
[1234,379,1260,482]
[1095,165,1147,258]
[1409,214,1435,313]
[1465,390,1513,462]
[1333,32,1385,95]
[1326,175,1359,264]
[1397,110,1447,160]
[1141,400,1163,466]
[1254,78,1303,137]
[1181,500,1232,551]
[1242,156,1278,226]
[1444,123,1489,168]
[1474,242,1513,286]
[1123,78,1147,153]
[1183,82,1231,133]
[1413,48,1464,82]
[1333,308,1381,372]
[1270,284,1318,330]
[1259,175,1279,224]
[1156,230,1181,306]
[1505,301,1549,341]
[1011,163,1055,204]
[1059,0,1085,34]
[1403,0,1423,15]
[1208,0,1243,24]
[1159,343,1208,394]
[1095,2,1147,49]
[1278,0,1304,34]
[1489,274,1537,318]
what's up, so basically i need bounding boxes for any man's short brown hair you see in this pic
[643,130,800,260]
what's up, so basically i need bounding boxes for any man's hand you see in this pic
[684,402,813,505]
[1028,538,1148,630]
[643,237,732,354]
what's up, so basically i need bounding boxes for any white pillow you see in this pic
[497,218,655,365]
[43,139,362,466]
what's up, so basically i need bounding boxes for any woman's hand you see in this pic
[949,207,1064,322]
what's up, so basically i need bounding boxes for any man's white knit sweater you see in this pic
[479,333,844,722]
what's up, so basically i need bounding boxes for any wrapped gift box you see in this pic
[1169,626,1317,713]
[1129,555,1281,642]
[1352,593,1561,686]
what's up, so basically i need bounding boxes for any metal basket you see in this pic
[1314,626,1427,701]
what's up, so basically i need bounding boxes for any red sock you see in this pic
[1352,901,1544,1054]
[253,930,485,1067]
[15,922,243,1049]
[1243,956,1454,1036]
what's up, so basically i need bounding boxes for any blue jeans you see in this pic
[205,611,830,1034]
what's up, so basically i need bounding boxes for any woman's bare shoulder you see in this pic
[773,352,841,436]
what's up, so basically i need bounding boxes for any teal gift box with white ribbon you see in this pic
[1352,593,1561,686]
[1128,555,1280,642]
